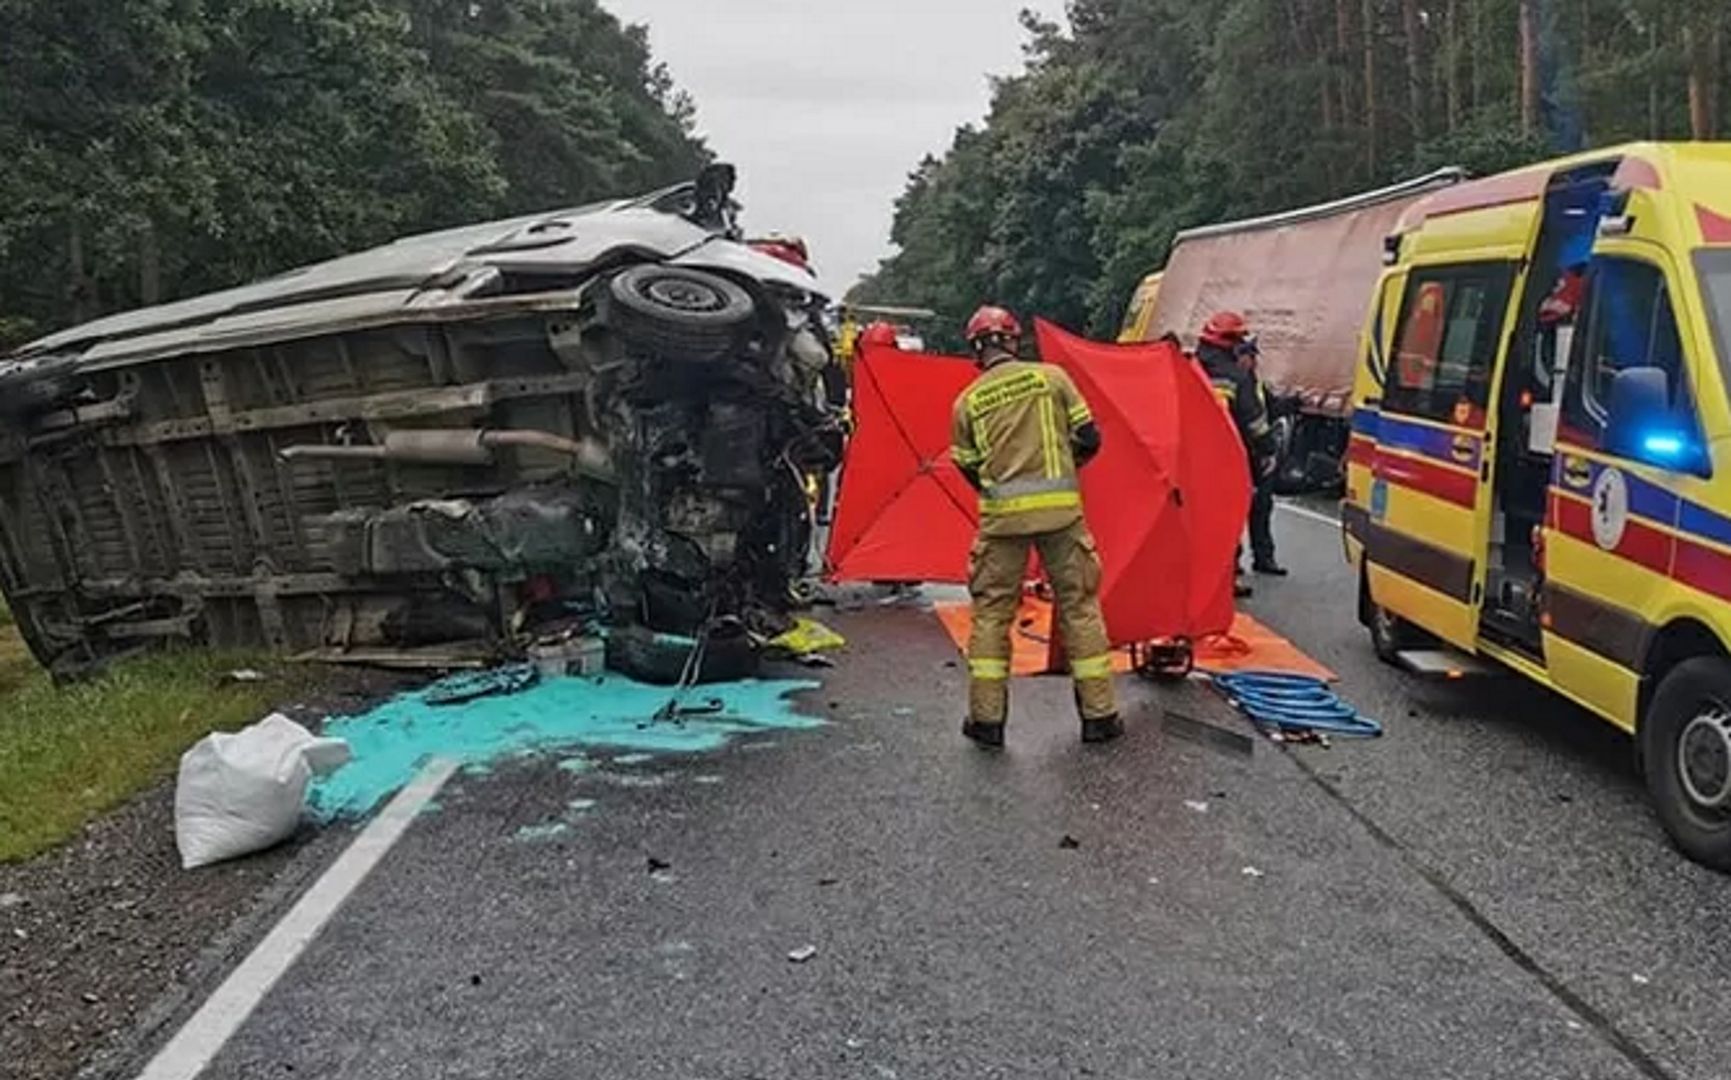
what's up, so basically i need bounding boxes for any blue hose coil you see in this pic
[1210,671,1382,738]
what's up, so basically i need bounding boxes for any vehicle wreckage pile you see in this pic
[0,166,845,681]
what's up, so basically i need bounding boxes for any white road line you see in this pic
[1275,501,1343,529]
[137,758,457,1080]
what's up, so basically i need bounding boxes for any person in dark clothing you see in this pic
[1237,334,1286,577]
[1194,312,1280,596]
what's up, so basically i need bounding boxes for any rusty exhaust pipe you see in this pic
[280,429,615,480]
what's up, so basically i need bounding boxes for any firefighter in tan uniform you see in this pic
[950,306,1122,747]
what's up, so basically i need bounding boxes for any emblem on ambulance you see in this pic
[1591,467,1629,551]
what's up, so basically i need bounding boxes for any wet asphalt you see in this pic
[133,505,1731,1080]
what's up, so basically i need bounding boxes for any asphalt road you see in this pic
[119,504,1731,1080]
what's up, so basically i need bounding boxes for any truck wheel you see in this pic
[1642,657,1731,872]
[1271,417,1305,495]
[1360,570,1417,664]
[605,265,755,361]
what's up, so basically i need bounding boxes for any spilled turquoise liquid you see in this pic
[307,674,821,821]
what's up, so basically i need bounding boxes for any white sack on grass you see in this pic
[174,713,351,870]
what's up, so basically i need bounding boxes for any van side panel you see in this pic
[1359,205,1535,651]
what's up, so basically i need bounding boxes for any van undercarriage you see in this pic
[0,173,842,679]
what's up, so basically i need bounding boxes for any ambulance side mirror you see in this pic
[1604,366,1711,476]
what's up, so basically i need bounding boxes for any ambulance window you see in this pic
[1694,249,1731,389]
[1386,265,1512,423]
[1566,257,1693,445]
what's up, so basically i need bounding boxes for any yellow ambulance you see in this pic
[1342,142,1731,869]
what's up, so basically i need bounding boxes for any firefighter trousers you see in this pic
[967,519,1118,726]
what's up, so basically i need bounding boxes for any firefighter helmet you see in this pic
[965,305,1022,345]
[1199,311,1250,349]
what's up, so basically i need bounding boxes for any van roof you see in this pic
[1397,142,1731,244]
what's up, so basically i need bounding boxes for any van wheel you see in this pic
[606,623,760,686]
[1360,571,1417,664]
[605,265,755,361]
[1642,658,1731,872]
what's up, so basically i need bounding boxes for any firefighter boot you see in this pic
[962,719,1007,748]
[1081,715,1125,743]
[1036,522,1121,742]
[965,535,1027,748]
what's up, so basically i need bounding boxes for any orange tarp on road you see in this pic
[934,596,1334,681]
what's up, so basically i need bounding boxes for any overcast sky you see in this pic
[604,0,1068,297]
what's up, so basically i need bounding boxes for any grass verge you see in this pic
[0,617,303,862]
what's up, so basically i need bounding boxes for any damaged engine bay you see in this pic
[0,166,844,681]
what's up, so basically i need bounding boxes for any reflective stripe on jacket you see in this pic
[950,357,1093,536]
[1195,342,1276,466]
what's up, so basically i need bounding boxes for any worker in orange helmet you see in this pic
[1196,311,1280,596]
[949,305,1121,747]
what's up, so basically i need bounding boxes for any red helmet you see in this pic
[859,321,900,349]
[1199,311,1250,349]
[965,305,1022,345]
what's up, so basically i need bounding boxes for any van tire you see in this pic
[1642,657,1731,872]
[606,623,760,686]
[605,265,755,361]
[1360,570,1418,665]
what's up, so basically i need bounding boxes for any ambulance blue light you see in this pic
[1642,434,1685,457]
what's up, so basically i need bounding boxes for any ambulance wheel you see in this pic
[1643,658,1731,872]
[1360,572,1417,665]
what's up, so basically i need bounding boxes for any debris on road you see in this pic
[513,822,571,843]
[1059,834,1082,850]
[1632,973,1651,986]
[787,944,819,963]
[424,664,539,707]
[1184,800,1210,814]
[527,635,606,679]
[765,618,847,660]
[0,891,23,909]
[647,856,673,874]
[1241,866,1265,879]
[174,713,352,870]
[1162,711,1255,758]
